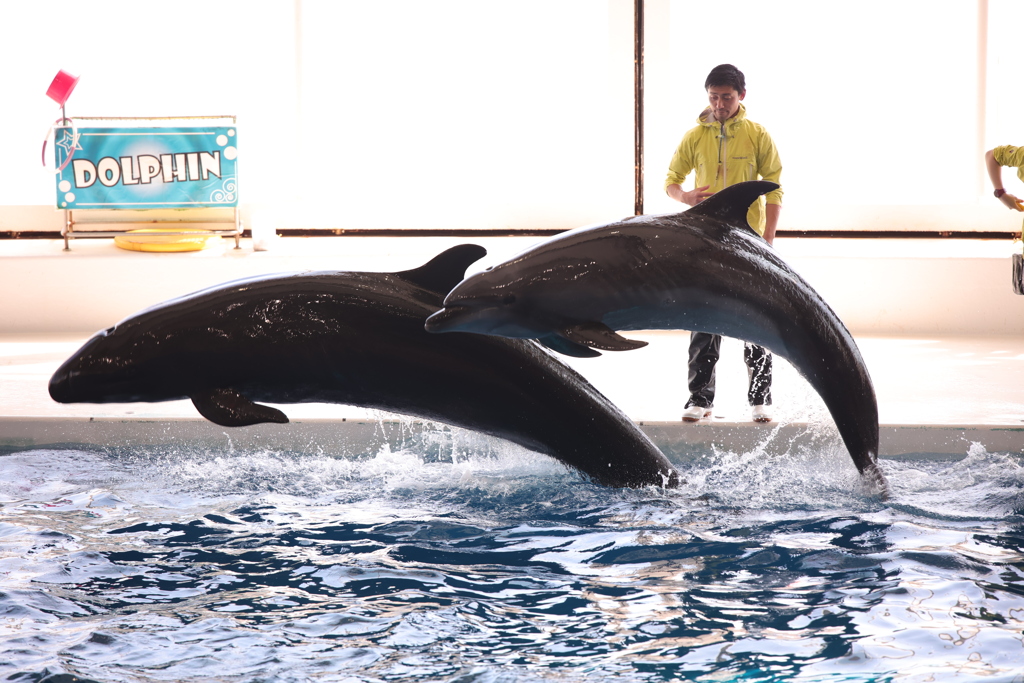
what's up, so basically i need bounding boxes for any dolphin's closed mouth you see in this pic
[48,370,72,403]
[423,306,471,333]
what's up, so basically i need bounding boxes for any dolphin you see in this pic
[48,245,680,489]
[425,183,888,496]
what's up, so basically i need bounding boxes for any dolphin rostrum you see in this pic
[48,245,681,489]
[425,183,889,496]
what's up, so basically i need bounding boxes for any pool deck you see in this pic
[1,235,1022,461]
[2,331,1022,461]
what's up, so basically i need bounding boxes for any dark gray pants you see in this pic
[685,332,772,408]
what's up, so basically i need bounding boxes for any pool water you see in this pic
[1,428,1022,682]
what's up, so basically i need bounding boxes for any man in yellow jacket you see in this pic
[664,64,783,424]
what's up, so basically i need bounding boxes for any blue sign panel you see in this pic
[54,126,238,209]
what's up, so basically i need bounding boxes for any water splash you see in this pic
[1,432,1022,682]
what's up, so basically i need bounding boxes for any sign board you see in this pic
[54,125,238,209]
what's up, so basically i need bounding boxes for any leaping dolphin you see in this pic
[425,183,889,497]
[48,245,680,489]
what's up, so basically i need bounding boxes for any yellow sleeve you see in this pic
[664,131,696,190]
[756,129,783,205]
[993,145,1024,183]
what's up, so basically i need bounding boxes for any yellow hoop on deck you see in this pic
[113,228,222,253]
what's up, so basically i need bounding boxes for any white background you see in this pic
[1,0,1021,232]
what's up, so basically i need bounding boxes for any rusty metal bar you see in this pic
[634,0,644,216]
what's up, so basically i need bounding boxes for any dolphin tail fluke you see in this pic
[683,180,780,230]
[396,244,487,295]
[858,456,890,500]
[191,388,289,427]
[537,334,603,358]
[561,322,648,352]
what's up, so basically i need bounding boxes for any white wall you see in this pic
[292,0,634,230]
[1,0,1021,234]
[644,0,999,224]
[1,1,298,209]
[1,237,1020,336]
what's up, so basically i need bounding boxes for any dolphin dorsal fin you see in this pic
[682,180,779,233]
[396,244,487,295]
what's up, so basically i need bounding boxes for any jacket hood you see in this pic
[698,102,748,127]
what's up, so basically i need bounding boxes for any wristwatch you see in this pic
[995,188,1006,198]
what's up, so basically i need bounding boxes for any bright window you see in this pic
[294,0,631,230]
[0,1,1016,233]
[645,0,982,221]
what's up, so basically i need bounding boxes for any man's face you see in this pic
[707,85,745,122]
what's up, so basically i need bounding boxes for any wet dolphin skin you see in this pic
[426,184,888,497]
[49,245,681,489]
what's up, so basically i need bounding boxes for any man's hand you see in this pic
[682,185,715,205]
[997,192,1024,211]
[667,184,714,206]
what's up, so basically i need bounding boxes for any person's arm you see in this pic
[985,148,1023,210]
[665,132,715,205]
[666,183,714,205]
[763,204,780,245]
[756,127,783,243]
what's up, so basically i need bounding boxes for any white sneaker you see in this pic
[751,404,773,423]
[682,405,712,422]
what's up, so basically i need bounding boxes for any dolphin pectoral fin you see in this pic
[537,334,603,358]
[561,322,648,352]
[191,388,290,427]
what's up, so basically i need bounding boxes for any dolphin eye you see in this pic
[502,294,516,305]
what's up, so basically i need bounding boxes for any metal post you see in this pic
[976,0,988,199]
[634,0,644,216]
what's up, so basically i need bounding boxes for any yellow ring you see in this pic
[114,228,222,253]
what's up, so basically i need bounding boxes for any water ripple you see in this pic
[0,437,1022,682]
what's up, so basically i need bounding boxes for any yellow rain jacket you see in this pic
[993,145,1024,183]
[664,103,783,235]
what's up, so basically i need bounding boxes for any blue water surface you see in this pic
[1,426,1023,683]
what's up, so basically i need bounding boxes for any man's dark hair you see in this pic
[704,64,745,94]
